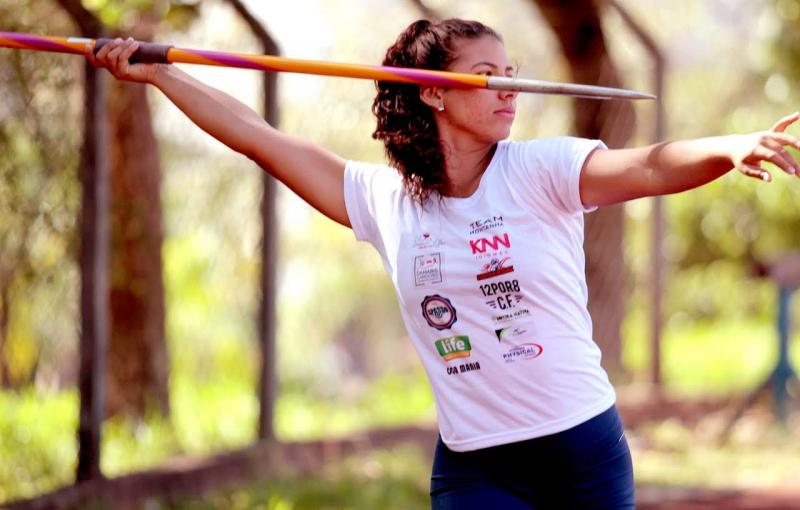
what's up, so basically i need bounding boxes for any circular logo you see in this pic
[421,295,457,330]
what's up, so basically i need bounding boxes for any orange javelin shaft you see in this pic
[0,31,656,100]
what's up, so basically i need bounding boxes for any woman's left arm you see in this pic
[580,112,800,208]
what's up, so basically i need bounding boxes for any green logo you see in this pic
[435,336,472,361]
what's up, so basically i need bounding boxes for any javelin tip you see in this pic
[487,76,656,100]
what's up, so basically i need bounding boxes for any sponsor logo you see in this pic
[435,335,471,361]
[469,232,511,255]
[494,309,531,322]
[414,232,444,250]
[485,294,523,310]
[476,257,514,281]
[481,279,523,311]
[495,327,528,342]
[469,215,504,236]
[414,253,443,286]
[421,294,457,330]
[502,343,543,363]
[480,279,521,296]
[446,361,482,375]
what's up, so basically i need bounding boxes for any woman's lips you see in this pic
[494,108,516,118]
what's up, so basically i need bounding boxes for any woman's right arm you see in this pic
[89,38,351,227]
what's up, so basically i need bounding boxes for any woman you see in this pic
[88,18,799,510]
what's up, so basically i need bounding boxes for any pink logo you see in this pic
[469,233,510,254]
[414,232,444,249]
[420,257,437,267]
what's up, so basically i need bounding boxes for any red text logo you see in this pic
[469,233,510,254]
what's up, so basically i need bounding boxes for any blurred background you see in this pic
[1,0,799,508]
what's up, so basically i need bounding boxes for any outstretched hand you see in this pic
[732,112,800,182]
[85,37,159,84]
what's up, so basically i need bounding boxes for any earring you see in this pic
[437,102,445,112]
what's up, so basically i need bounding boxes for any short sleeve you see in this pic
[508,137,607,215]
[344,160,379,243]
[343,159,404,248]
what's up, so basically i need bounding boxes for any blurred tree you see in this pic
[0,2,81,389]
[654,0,800,323]
[57,0,110,482]
[53,0,199,481]
[104,11,170,419]
[224,0,281,441]
[533,0,636,379]
[774,0,800,78]
[98,0,201,418]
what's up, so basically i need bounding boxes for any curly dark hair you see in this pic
[372,19,502,203]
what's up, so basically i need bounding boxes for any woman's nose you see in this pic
[499,89,517,101]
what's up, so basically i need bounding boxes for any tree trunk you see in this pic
[224,0,282,442]
[105,23,169,418]
[533,0,636,380]
[57,0,110,482]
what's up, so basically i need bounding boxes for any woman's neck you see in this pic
[442,141,497,198]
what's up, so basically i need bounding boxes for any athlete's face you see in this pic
[427,36,518,144]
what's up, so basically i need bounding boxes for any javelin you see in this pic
[0,32,656,101]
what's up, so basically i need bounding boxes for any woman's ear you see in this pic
[420,86,444,110]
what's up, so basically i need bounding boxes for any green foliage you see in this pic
[164,2,203,32]
[664,162,800,271]
[164,446,431,510]
[0,390,77,501]
[275,369,434,441]
[81,0,201,32]
[3,282,37,384]
[624,314,800,396]
[0,365,433,503]
[670,5,800,295]
[771,0,800,81]
[0,2,82,387]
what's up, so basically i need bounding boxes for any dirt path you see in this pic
[637,485,800,509]
[617,395,800,510]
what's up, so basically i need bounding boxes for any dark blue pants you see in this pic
[430,405,634,509]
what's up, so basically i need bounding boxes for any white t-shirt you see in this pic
[343,136,615,452]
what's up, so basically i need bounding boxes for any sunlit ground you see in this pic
[631,409,800,489]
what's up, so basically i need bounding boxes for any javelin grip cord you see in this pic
[93,38,173,65]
